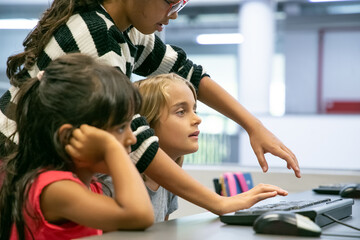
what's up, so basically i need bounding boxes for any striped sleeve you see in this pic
[0,90,18,156]
[130,28,209,92]
[38,11,128,74]
[130,114,159,173]
[0,86,20,145]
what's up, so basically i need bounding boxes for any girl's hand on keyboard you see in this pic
[218,184,288,213]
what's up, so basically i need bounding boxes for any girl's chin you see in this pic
[182,146,199,155]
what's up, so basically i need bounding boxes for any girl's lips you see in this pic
[156,24,164,32]
[156,22,168,32]
[126,147,131,154]
[189,131,200,137]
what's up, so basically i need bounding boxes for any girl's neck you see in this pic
[102,2,131,32]
[74,169,94,187]
[162,149,178,161]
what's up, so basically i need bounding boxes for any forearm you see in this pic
[144,148,225,215]
[197,76,301,177]
[106,142,151,210]
[197,76,263,134]
[144,148,289,215]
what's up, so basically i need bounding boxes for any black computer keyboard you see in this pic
[312,183,359,195]
[236,198,330,214]
[220,198,354,227]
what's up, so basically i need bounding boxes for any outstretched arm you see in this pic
[145,149,288,215]
[197,76,301,178]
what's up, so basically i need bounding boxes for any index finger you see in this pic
[254,149,268,173]
[283,145,299,169]
[272,147,301,178]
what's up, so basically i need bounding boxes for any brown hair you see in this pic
[7,0,102,85]
[0,53,141,240]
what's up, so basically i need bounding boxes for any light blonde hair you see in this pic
[134,73,197,129]
[134,73,197,166]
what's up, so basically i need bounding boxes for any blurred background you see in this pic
[0,0,359,172]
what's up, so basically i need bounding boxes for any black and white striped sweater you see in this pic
[0,5,208,173]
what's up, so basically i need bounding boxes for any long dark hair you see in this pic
[6,0,103,85]
[0,53,142,240]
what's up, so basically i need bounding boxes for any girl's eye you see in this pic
[117,125,126,133]
[176,109,185,116]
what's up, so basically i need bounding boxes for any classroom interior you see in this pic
[0,0,359,220]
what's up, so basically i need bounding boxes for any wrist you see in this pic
[211,195,229,215]
[244,118,264,135]
[104,137,124,156]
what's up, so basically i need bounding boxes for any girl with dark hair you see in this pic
[0,53,154,240]
[1,0,299,219]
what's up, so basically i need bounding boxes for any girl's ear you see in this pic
[58,124,74,145]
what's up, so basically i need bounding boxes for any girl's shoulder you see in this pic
[37,170,81,182]
[66,10,111,33]
[34,170,101,194]
[33,170,85,194]
[22,170,102,239]
[27,171,84,218]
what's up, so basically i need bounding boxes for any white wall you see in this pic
[323,30,360,101]
[285,30,318,113]
[284,14,360,114]
[240,115,360,170]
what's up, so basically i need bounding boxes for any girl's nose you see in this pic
[168,11,178,20]
[126,130,137,147]
[193,113,202,126]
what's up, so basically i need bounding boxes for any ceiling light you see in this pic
[196,33,245,45]
[309,0,354,2]
[0,19,38,30]
[327,4,360,14]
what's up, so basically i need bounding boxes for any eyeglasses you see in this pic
[166,0,190,17]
